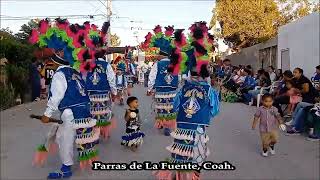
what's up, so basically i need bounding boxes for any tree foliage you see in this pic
[110,33,121,47]
[211,0,319,50]
[276,0,319,24]
[0,28,35,103]
[15,19,39,43]
[0,29,35,66]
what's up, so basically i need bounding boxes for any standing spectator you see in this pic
[30,59,41,101]
[268,66,277,82]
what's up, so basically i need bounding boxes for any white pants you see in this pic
[55,109,76,166]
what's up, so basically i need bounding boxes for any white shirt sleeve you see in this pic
[106,63,117,95]
[148,62,158,91]
[270,72,276,82]
[130,64,136,75]
[44,71,67,118]
[124,75,128,88]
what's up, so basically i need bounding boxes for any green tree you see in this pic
[211,0,281,50]
[110,33,121,47]
[210,0,319,50]
[15,19,39,43]
[276,0,317,24]
[0,28,35,103]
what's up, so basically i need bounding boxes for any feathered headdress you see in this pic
[113,56,127,72]
[29,18,109,73]
[167,29,191,75]
[168,21,215,78]
[29,18,76,66]
[149,25,174,55]
[116,60,127,71]
[188,21,213,78]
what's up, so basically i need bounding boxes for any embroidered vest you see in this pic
[52,67,90,118]
[176,80,211,125]
[85,60,111,93]
[154,59,178,92]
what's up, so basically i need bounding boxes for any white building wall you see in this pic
[278,13,320,79]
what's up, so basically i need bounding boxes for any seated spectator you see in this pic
[287,100,320,141]
[285,80,302,117]
[276,70,293,96]
[222,59,232,75]
[311,65,320,91]
[254,69,265,86]
[268,66,277,82]
[247,71,271,104]
[233,69,246,85]
[292,68,318,104]
[240,69,257,103]
[306,106,320,141]
[273,68,317,117]
[246,65,254,76]
[311,65,320,82]
[275,69,283,81]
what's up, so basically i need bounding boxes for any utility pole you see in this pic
[106,0,112,61]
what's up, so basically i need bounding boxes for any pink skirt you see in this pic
[290,95,302,104]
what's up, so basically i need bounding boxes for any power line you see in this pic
[1,14,106,21]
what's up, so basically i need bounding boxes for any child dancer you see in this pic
[121,96,145,151]
[252,94,286,157]
[115,61,128,105]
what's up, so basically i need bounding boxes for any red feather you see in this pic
[29,29,39,44]
[39,20,49,34]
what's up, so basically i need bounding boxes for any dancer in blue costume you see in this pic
[115,59,128,105]
[147,25,179,136]
[85,49,117,140]
[30,19,100,179]
[153,22,220,180]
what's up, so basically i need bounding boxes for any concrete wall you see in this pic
[225,37,277,72]
[278,13,320,79]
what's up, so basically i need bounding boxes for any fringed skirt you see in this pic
[121,126,145,147]
[89,92,116,139]
[73,117,100,170]
[154,91,177,129]
[153,124,209,180]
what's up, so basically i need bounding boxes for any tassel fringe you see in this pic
[154,120,176,129]
[153,170,172,180]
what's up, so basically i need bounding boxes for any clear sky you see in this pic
[1,0,215,46]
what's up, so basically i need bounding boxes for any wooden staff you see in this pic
[30,114,63,124]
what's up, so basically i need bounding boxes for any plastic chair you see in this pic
[256,81,281,107]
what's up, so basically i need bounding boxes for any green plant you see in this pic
[0,85,15,110]
[5,64,29,102]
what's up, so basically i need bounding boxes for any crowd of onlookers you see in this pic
[210,59,320,141]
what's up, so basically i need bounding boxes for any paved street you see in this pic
[1,85,319,180]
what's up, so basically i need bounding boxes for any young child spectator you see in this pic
[252,94,286,157]
[285,80,302,117]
